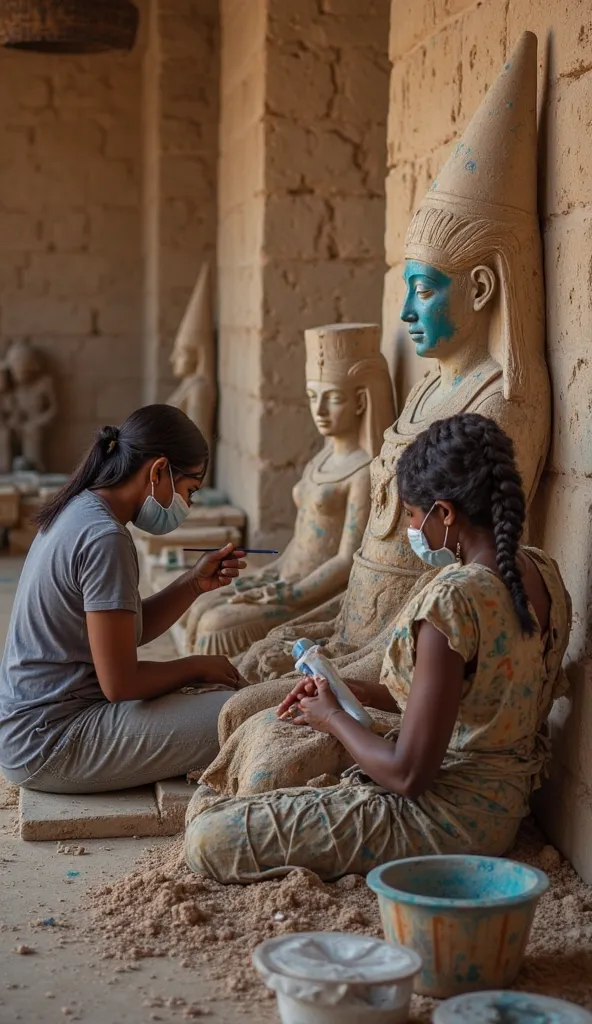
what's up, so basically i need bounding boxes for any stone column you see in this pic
[217,0,390,548]
[143,0,220,404]
[384,0,592,881]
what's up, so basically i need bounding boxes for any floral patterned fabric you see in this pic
[379,547,572,842]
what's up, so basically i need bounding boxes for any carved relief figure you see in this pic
[234,32,551,698]
[166,263,216,486]
[5,340,57,472]
[184,323,396,659]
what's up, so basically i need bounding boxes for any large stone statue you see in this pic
[236,31,550,695]
[5,340,57,472]
[166,262,216,486]
[184,323,396,658]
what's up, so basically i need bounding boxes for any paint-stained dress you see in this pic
[185,548,571,883]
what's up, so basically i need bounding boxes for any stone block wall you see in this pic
[385,0,592,880]
[143,0,220,404]
[0,33,145,470]
[217,0,390,547]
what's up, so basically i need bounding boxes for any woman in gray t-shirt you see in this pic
[0,405,247,793]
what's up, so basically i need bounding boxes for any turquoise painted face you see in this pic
[401,260,456,357]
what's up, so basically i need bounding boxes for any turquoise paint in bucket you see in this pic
[367,855,549,999]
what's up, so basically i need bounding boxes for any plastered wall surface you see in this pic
[385,0,592,880]
[217,0,390,547]
[0,30,145,470]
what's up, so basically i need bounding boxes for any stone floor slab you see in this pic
[20,785,163,841]
[155,776,196,832]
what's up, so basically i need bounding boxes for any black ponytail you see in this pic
[397,413,536,636]
[36,405,208,533]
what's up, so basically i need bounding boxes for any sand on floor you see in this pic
[81,816,592,1022]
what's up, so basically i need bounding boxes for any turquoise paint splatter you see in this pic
[401,260,456,356]
[452,374,463,388]
[465,160,477,172]
[489,632,509,657]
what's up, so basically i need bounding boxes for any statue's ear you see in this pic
[471,265,496,312]
[355,388,367,416]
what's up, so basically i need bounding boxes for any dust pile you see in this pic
[84,817,592,1022]
[0,775,19,809]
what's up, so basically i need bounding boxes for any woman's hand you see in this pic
[277,675,398,716]
[191,544,246,595]
[286,675,346,734]
[194,655,246,689]
[277,676,318,719]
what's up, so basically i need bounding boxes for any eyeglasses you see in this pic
[169,463,207,485]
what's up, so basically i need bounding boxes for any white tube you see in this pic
[294,646,373,728]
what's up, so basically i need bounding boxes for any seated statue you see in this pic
[229,31,551,725]
[186,412,571,882]
[184,323,396,657]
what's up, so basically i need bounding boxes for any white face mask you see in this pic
[133,464,190,536]
[407,503,457,568]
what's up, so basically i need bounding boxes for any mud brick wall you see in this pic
[217,0,390,547]
[143,0,220,404]
[0,29,145,470]
[385,0,592,880]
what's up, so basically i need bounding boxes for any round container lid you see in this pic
[253,932,422,985]
[292,637,314,660]
[434,991,592,1023]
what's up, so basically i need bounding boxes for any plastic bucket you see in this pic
[367,855,549,998]
[432,990,592,1023]
[252,931,422,1024]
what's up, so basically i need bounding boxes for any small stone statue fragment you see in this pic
[4,340,57,472]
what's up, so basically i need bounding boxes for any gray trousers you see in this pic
[10,689,233,794]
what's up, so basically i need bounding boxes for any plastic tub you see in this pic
[367,855,549,998]
[433,990,592,1023]
[252,931,422,1024]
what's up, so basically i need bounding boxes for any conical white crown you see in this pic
[424,31,537,221]
[171,262,215,375]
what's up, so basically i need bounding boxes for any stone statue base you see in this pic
[0,472,69,553]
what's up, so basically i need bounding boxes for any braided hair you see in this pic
[397,413,535,636]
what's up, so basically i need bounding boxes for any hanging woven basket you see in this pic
[0,0,139,53]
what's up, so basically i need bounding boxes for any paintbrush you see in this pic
[183,548,280,555]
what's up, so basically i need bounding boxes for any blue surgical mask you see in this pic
[134,464,190,536]
[407,503,457,568]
